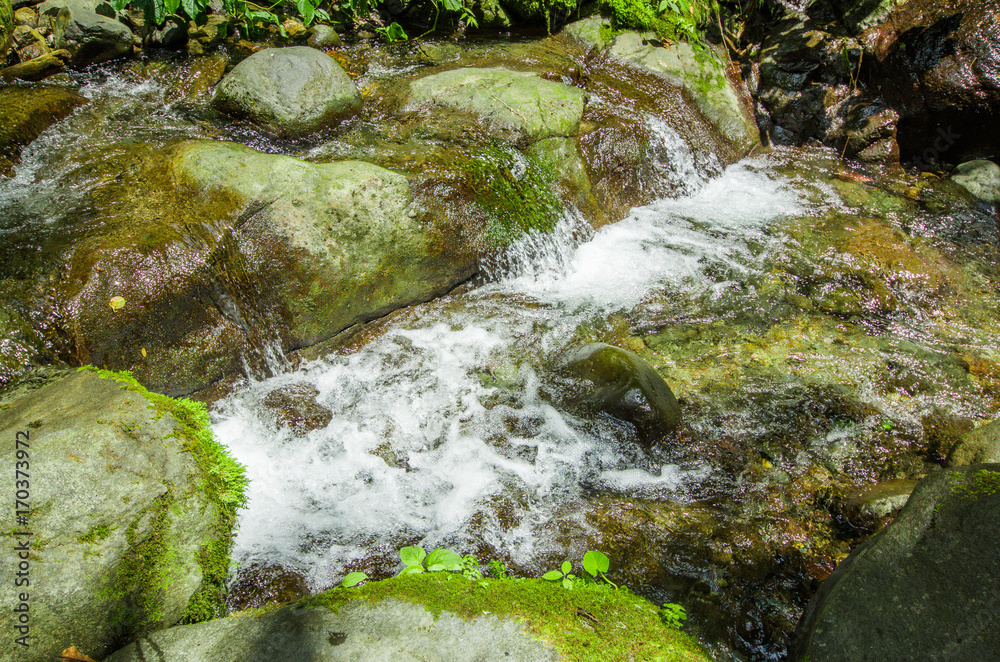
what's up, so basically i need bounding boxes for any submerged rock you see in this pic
[0,369,245,662]
[211,46,361,137]
[0,85,86,175]
[792,464,1000,661]
[561,342,681,439]
[262,383,332,436]
[407,67,588,141]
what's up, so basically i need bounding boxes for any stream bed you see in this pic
[3,39,1000,660]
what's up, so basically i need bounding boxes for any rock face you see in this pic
[58,140,478,395]
[792,464,1000,661]
[0,369,244,662]
[104,599,558,662]
[211,46,361,137]
[47,0,133,67]
[948,421,1000,466]
[408,67,588,141]
[861,0,1000,163]
[0,85,87,175]
[1,0,15,57]
[950,160,1000,204]
[561,342,681,440]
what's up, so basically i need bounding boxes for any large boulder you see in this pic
[211,46,361,137]
[407,67,588,141]
[0,369,246,662]
[950,160,1000,204]
[565,17,759,157]
[0,85,87,176]
[792,464,1000,661]
[45,0,133,67]
[57,140,478,395]
[861,0,1000,164]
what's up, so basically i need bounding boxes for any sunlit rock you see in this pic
[0,369,243,662]
[947,420,1000,467]
[0,84,86,175]
[211,46,361,138]
[951,160,1000,204]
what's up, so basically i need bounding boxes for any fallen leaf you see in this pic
[141,347,147,357]
[109,296,126,310]
[59,646,97,662]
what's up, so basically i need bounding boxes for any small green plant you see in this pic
[375,21,408,41]
[542,560,577,589]
[582,550,618,588]
[399,545,464,575]
[460,554,483,580]
[343,571,368,587]
[487,559,510,579]
[660,602,687,628]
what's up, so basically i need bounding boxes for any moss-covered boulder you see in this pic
[57,140,478,394]
[211,46,361,138]
[947,421,1000,466]
[0,85,86,176]
[792,465,1000,661]
[565,17,759,157]
[408,67,588,142]
[50,0,133,67]
[105,573,712,661]
[0,368,247,662]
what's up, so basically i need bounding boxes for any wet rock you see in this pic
[793,464,1000,661]
[568,18,759,156]
[11,23,47,60]
[947,421,1000,467]
[14,5,35,26]
[306,23,340,49]
[57,140,478,394]
[226,563,309,611]
[840,478,917,529]
[0,370,241,662]
[0,47,71,80]
[0,84,86,175]
[408,67,587,142]
[211,46,361,138]
[950,160,1000,204]
[105,598,559,662]
[46,0,132,67]
[263,383,332,436]
[861,0,1000,164]
[561,342,681,439]
[526,136,602,225]
[166,53,227,101]
[143,13,186,48]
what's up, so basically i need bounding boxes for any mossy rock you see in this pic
[1,0,14,58]
[0,85,87,176]
[0,368,246,661]
[105,573,712,661]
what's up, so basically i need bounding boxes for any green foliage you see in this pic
[582,549,618,588]
[399,545,464,575]
[542,559,578,589]
[376,21,408,41]
[343,571,369,587]
[660,602,688,628]
[598,0,715,47]
[487,558,510,579]
[461,554,484,580]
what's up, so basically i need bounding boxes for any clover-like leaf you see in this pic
[343,572,368,587]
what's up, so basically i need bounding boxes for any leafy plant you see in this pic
[487,559,510,579]
[461,554,483,580]
[542,560,577,589]
[399,545,464,575]
[582,550,618,588]
[343,571,368,587]
[375,21,408,41]
[660,602,687,628]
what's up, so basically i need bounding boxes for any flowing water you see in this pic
[3,50,1000,661]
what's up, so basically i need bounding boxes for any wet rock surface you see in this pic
[0,84,86,175]
[792,464,1000,661]
[211,46,361,137]
[0,370,230,662]
[947,420,1000,467]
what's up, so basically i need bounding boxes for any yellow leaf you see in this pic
[109,296,126,310]
[141,347,147,357]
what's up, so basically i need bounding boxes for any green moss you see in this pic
[79,523,115,544]
[949,469,1000,499]
[79,367,249,625]
[464,148,563,248]
[296,573,712,661]
[596,0,713,46]
[505,0,578,32]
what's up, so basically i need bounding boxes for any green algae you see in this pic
[297,572,712,661]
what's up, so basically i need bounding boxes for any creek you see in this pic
[2,40,999,661]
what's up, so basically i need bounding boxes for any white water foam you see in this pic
[215,153,811,589]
